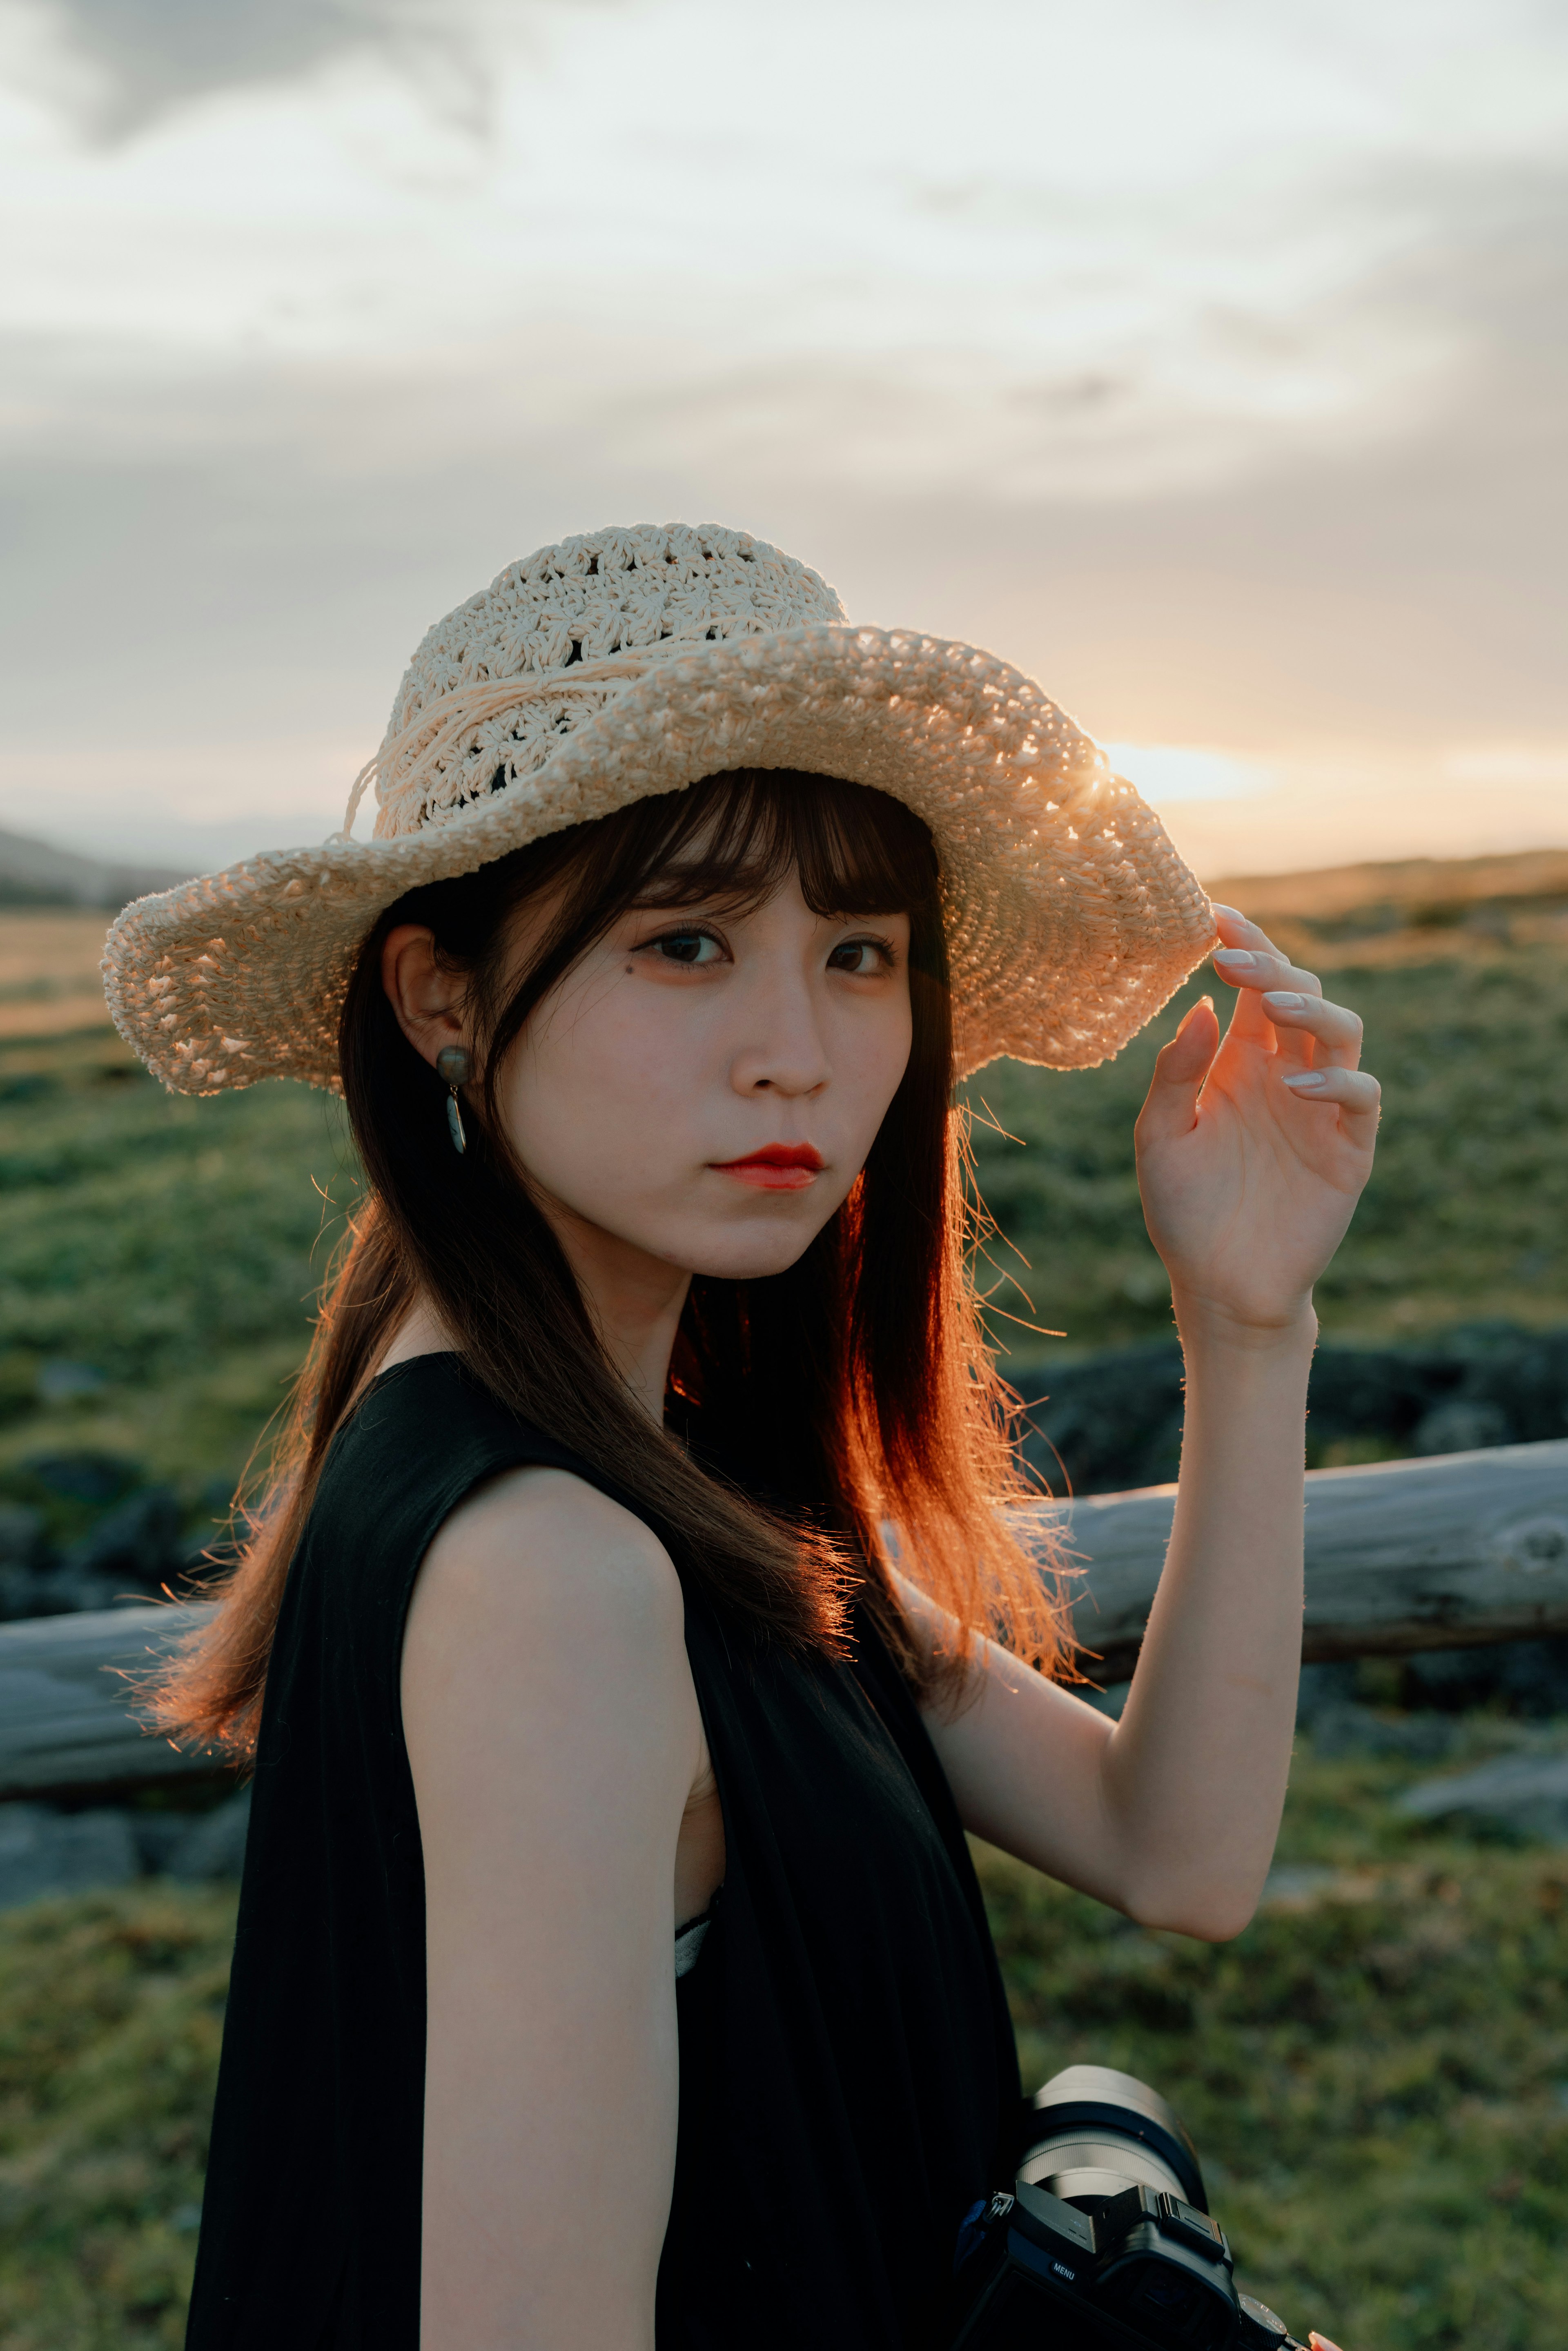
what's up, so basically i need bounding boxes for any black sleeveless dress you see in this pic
[186,1355,1020,2350]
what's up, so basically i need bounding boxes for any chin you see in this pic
[674,1226,821,1284]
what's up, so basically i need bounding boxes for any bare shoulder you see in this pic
[401,1462,698,1809]
[411,1463,684,1654]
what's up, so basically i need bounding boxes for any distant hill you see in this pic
[1206,847,1568,923]
[0,825,190,911]
[2,822,1564,928]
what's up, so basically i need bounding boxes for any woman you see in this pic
[106,523,1377,2351]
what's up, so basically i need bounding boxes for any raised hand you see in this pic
[1133,905,1380,1337]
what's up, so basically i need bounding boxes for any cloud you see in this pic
[2,0,498,140]
[1,0,1565,865]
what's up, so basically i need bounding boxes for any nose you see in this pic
[728,968,831,1099]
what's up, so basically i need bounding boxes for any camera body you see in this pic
[948,2067,1305,2351]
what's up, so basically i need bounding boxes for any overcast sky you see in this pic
[2,0,1565,877]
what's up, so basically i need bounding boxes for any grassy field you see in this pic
[967,867,1568,1358]
[0,858,1566,2344]
[2,857,1565,1512]
[0,1013,355,1518]
[0,1728,1564,2349]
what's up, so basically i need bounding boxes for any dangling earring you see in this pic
[435,1045,470,1155]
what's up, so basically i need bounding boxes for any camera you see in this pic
[948,2065,1307,2351]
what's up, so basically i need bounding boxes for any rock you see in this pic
[1007,1321,1568,1499]
[62,1487,184,1593]
[0,1506,53,1623]
[132,1793,252,1878]
[1414,1399,1514,1455]
[1401,1637,1568,1718]
[1302,1345,1451,1454]
[0,1571,75,1621]
[0,1801,140,1909]
[1011,1341,1186,1496]
[1396,1751,1568,1842]
[167,1787,251,1881]
[0,1484,194,1620]
[17,1451,140,1507]
[1441,1322,1568,1446]
[0,1505,47,1570]
[1295,1661,1359,1725]
[131,1812,201,1874]
[22,1562,157,1616]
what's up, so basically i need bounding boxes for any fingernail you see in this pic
[1213,947,1256,969]
[1283,1069,1327,1090]
[1263,989,1305,1010]
[1209,902,1242,920]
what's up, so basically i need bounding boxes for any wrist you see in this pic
[1170,1294,1319,1364]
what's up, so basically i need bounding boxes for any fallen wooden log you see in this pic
[0,1604,220,1802]
[1,1440,1565,1800]
[1051,1437,1568,1684]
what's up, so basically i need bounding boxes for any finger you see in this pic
[1136,996,1221,1143]
[1281,1063,1382,1134]
[1309,2335,1346,2351]
[1212,942,1323,1053]
[1210,903,1297,967]
[1259,990,1364,1070]
[1209,905,1330,1056]
[1212,944,1323,1001]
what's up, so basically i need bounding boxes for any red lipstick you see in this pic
[710,1143,825,1192]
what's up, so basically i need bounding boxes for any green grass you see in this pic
[0,1884,233,2349]
[982,1731,1568,2351]
[2,938,1565,1505]
[965,945,1568,1359]
[1,1737,1564,2348]
[2,923,1567,2342]
[0,1030,355,1507]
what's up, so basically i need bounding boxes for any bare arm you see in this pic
[920,910,1379,1941]
[401,1467,705,2351]
[912,1317,1313,1939]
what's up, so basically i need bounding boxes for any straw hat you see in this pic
[103,521,1214,1091]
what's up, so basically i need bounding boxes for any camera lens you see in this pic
[1019,2065,1207,2215]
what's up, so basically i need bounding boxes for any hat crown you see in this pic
[371,523,847,842]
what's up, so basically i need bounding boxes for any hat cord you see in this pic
[324,642,708,845]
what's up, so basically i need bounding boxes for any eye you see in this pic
[827,934,895,976]
[644,926,727,967]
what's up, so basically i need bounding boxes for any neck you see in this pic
[374,1208,691,1427]
[535,1198,692,1427]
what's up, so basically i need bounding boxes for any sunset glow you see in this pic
[1,0,1564,876]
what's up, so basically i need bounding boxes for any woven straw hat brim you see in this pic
[103,621,1216,1094]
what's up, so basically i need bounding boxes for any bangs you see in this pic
[613,769,941,922]
[386,766,948,1076]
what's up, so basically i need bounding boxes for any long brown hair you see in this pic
[151,769,1072,1755]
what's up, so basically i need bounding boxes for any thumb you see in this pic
[1138,997,1220,1143]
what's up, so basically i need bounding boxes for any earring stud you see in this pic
[435,1045,470,1156]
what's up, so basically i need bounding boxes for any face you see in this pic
[486,867,913,1282]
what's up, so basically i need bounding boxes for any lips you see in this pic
[710,1143,825,1192]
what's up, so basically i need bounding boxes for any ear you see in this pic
[381,924,470,1072]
